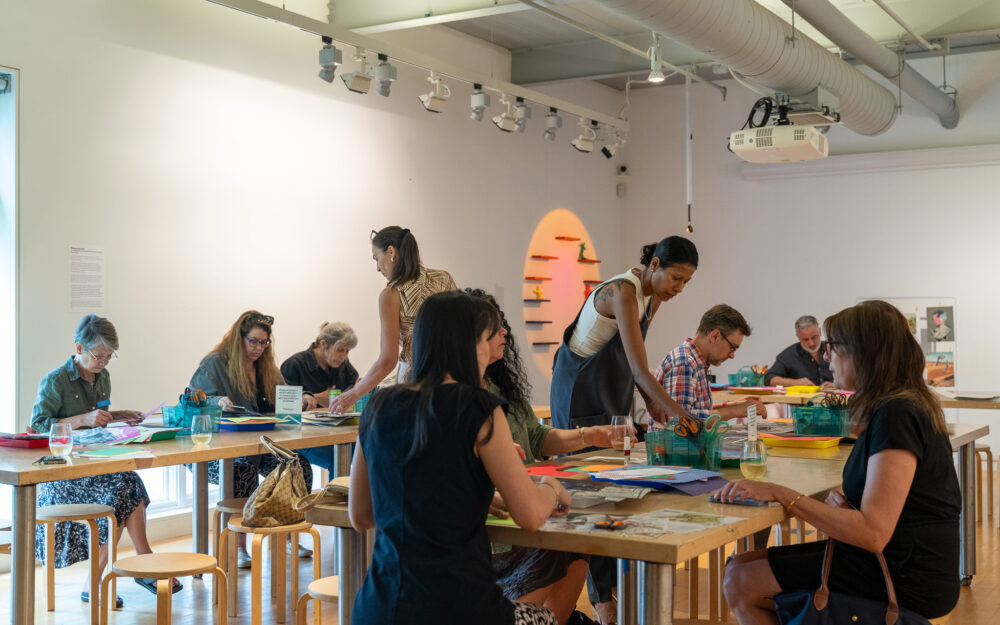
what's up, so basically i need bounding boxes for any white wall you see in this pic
[1,0,626,425]
[623,50,1000,442]
[0,68,15,432]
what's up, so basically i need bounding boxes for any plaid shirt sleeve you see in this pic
[654,351,711,421]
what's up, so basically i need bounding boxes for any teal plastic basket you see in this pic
[737,366,765,387]
[644,428,721,470]
[162,403,222,435]
[791,405,849,437]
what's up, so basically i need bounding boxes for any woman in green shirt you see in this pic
[30,314,180,605]
[466,289,613,625]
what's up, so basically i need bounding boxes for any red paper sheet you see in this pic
[526,465,577,477]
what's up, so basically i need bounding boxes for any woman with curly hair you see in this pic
[467,288,613,625]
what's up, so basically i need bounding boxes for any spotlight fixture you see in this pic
[543,108,562,141]
[418,72,451,113]
[470,83,491,121]
[571,119,598,153]
[341,48,372,94]
[492,94,517,133]
[648,33,665,83]
[601,131,625,159]
[514,97,532,133]
[373,54,396,97]
[317,37,342,83]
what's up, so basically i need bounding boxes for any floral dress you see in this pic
[30,357,151,567]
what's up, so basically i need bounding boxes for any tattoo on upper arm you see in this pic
[594,279,633,304]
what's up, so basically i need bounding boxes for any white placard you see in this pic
[276,385,303,424]
[69,246,105,311]
[747,404,758,440]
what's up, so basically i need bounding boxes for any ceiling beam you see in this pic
[203,0,628,130]
[352,4,532,35]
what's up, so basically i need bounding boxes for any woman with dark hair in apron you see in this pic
[550,235,699,624]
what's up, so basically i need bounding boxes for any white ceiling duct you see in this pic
[593,0,898,135]
[779,0,959,129]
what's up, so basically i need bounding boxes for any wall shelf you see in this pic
[531,341,560,346]
[578,258,601,264]
[555,236,581,241]
[530,254,559,260]
[583,279,603,285]
[525,320,553,324]
[523,299,551,303]
[524,276,552,281]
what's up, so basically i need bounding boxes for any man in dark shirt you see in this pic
[765,315,834,388]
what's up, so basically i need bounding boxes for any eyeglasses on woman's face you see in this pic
[87,348,117,363]
[244,336,272,349]
[823,341,843,358]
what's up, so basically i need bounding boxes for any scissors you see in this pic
[751,365,768,375]
[813,392,849,410]
[594,515,628,530]
[674,414,730,439]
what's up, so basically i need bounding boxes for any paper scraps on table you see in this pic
[595,467,687,480]
[76,447,155,459]
[219,416,293,424]
[541,508,745,538]
[525,465,578,477]
[566,464,626,473]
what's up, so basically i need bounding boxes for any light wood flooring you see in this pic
[3,511,999,624]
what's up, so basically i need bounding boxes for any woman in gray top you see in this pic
[189,310,314,565]
[30,314,180,605]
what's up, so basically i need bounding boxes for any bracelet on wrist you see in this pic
[785,493,804,514]
[578,426,587,447]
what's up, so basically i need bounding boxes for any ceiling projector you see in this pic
[729,125,828,163]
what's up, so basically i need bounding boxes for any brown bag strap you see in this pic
[814,539,901,625]
[260,435,297,462]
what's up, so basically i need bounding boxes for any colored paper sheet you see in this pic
[525,465,577,477]
[670,476,729,496]
[595,467,687,480]
[77,447,154,459]
[486,514,519,527]
[566,464,626,473]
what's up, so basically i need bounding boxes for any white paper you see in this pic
[69,246,105,311]
[276,385,303,422]
[596,467,687,480]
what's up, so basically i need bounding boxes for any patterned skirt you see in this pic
[35,471,150,568]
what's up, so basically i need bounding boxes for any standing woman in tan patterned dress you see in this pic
[330,226,456,413]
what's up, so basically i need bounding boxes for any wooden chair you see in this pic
[99,552,225,625]
[219,518,322,625]
[976,444,993,522]
[294,575,338,625]
[36,504,118,625]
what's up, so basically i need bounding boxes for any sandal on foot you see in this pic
[135,577,183,595]
[81,591,123,608]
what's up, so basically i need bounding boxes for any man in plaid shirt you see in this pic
[654,304,765,421]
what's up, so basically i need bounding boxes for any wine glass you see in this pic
[610,415,635,465]
[740,438,768,479]
[190,413,214,446]
[49,423,73,458]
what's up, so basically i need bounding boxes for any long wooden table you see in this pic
[306,423,987,625]
[1,423,358,625]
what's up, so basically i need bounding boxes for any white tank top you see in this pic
[568,269,649,357]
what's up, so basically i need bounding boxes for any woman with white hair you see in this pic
[30,314,179,606]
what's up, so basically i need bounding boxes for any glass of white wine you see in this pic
[740,438,768,479]
[49,422,73,458]
[190,413,214,446]
[610,414,635,465]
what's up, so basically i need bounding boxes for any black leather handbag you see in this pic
[774,539,932,625]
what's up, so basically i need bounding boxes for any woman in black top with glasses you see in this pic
[189,310,314,565]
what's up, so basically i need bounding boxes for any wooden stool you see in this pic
[36,504,118,625]
[976,444,993,522]
[212,496,248,604]
[219,518,322,625]
[295,575,338,625]
[99,552,225,625]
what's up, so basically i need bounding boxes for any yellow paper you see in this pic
[573,464,624,473]
[486,514,519,527]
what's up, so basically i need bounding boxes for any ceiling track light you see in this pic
[317,36,342,83]
[543,108,562,141]
[341,47,372,94]
[492,93,517,133]
[514,97,532,133]
[571,119,599,153]
[373,53,396,97]
[602,131,626,159]
[470,83,491,122]
[647,32,665,84]
[418,71,451,113]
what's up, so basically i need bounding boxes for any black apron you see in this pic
[550,292,651,430]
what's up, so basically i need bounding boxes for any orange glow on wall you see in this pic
[522,208,601,380]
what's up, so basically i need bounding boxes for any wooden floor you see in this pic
[3,514,999,623]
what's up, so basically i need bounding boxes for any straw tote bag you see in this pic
[774,539,932,625]
[242,436,309,527]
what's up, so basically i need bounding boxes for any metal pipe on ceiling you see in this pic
[593,0,899,136]
[781,0,959,129]
[870,0,941,51]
